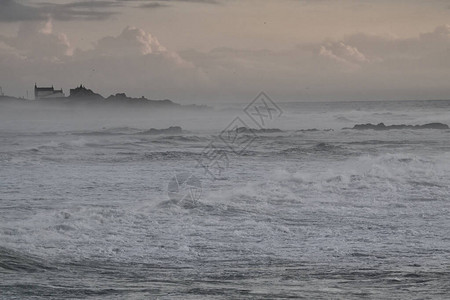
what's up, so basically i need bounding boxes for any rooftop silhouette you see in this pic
[0,84,208,110]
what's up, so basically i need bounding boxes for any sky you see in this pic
[1,0,450,103]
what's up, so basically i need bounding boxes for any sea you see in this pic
[0,99,449,299]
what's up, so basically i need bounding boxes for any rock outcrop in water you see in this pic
[297,128,334,132]
[346,122,449,130]
[234,127,283,133]
[139,126,183,135]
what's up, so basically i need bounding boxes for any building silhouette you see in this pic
[34,84,65,100]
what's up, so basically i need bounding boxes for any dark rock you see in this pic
[69,85,104,101]
[234,127,282,133]
[420,122,449,129]
[139,126,183,135]
[106,93,180,107]
[346,122,449,130]
[297,128,334,132]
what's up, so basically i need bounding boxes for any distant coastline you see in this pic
[0,84,208,110]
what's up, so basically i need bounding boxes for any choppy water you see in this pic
[1,100,450,299]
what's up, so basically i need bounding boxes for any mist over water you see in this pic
[1,99,450,299]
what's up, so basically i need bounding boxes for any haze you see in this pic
[1,0,450,103]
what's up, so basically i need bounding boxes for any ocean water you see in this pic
[1,100,450,299]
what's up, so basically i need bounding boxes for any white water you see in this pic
[1,100,450,299]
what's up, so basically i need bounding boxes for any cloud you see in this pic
[0,19,73,60]
[138,3,169,9]
[0,22,203,100]
[178,24,450,100]
[79,25,191,67]
[0,0,225,22]
[125,0,222,9]
[0,0,119,22]
[93,26,167,56]
[0,0,43,22]
[1,22,450,102]
[124,0,220,4]
[319,42,369,65]
[38,1,120,21]
[154,0,220,3]
[341,25,450,59]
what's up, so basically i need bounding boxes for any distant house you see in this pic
[34,84,65,100]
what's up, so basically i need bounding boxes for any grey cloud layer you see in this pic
[1,21,450,101]
[0,0,222,22]
[0,23,201,99]
[0,0,119,22]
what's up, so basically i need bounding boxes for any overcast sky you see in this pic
[1,0,450,102]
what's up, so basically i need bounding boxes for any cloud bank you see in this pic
[1,21,450,102]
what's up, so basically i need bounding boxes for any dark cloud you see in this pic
[38,1,119,21]
[0,0,223,22]
[0,0,119,22]
[155,0,220,3]
[118,0,221,5]
[138,2,169,9]
[0,0,43,22]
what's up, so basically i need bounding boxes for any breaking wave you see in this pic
[0,246,53,272]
